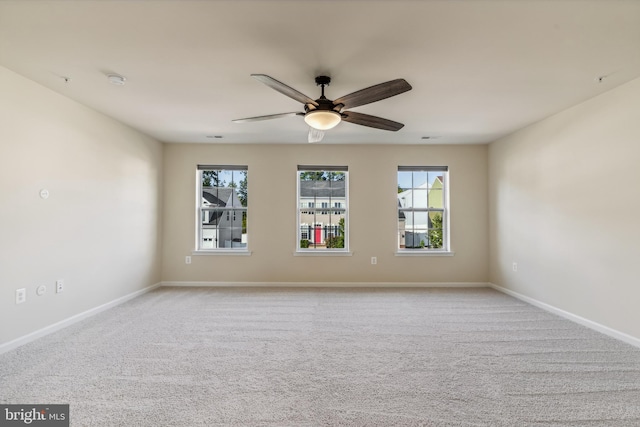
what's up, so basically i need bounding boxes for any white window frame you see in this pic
[396,166,452,256]
[195,165,250,255]
[295,166,351,256]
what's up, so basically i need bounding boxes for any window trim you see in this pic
[194,166,249,254]
[296,166,350,255]
[396,166,451,254]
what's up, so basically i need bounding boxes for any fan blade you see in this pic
[341,111,404,131]
[333,79,412,110]
[251,74,319,107]
[308,127,325,143]
[232,112,303,123]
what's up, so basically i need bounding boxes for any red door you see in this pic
[314,226,322,244]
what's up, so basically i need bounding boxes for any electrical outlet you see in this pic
[56,279,64,293]
[185,256,191,264]
[371,256,377,265]
[36,285,46,296]
[16,288,26,304]
[512,262,518,272]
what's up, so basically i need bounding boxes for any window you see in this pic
[334,202,342,215]
[397,166,448,251]
[197,165,248,251]
[297,166,348,251]
[300,228,309,240]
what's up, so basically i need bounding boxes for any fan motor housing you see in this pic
[305,97,339,113]
[315,75,331,86]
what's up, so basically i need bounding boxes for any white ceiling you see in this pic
[1,0,639,145]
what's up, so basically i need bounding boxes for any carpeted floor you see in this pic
[1,287,640,426]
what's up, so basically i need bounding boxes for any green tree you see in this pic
[428,214,443,249]
[326,218,345,248]
[326,171,345,181]
[202,171,224,187]
[238,171,248,207]
[299,171,345,181]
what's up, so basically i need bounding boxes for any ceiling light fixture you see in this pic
[308,127,324,143]
[107,74,126,85]
[304,110,341,130]
[303,75,342,131]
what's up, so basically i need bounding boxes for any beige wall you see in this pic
[489,77,640,339]
[162,143,488,284]
[0,66,164,345]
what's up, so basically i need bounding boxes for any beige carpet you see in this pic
[1,287,640,426]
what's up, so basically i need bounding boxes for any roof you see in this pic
[202,188,234,206]
[398,200,406,220]
[202,187,238,225]
[299,180,345,198]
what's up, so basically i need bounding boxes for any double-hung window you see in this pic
[196,165,248,251]
[297,166,348,252]
[397,166,449,251]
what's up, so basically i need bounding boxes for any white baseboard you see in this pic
[0,282,162,355]
[489,283,640,349]
[161,281,490,288]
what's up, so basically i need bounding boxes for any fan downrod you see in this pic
[314,76,331,99]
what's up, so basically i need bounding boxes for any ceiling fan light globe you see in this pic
[304,110,341,130]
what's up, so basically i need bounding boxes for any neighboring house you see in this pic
[201,187,245,249]
[398,200,407,248]
[397,176,443,248]
[299,180,345,245]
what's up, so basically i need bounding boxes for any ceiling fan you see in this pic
[233,74,412,143]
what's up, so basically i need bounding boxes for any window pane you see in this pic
[412,171,428,188]
[228,209,246,248]
[430,188,443,207]
[428,211,444,249]
[428,173,444,208]
[397,171,413,192]
[201,226,216,249]
[413,212,430,231]
[405,231,427,248]
[411,189,428,208]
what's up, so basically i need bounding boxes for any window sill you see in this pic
[192,250,252,256]
[294,251,353,257]
[395,250,454,257]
